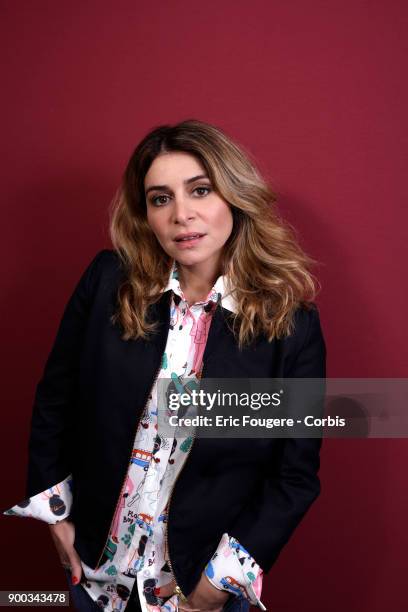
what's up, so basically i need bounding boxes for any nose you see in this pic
[171,194,196,224]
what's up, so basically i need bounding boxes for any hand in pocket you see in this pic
[48,519,83,585]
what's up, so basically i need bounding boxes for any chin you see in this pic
[174,253,204,263]
[174,253,210,266]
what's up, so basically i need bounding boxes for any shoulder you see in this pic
[80,249,126,300]
[282,303,326,377]
[282,303,325,357]
[86,249,124,279]
[88,248,122,270]
[291,302,322,340]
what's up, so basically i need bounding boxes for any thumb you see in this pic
[67,549,83,585]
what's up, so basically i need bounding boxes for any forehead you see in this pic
[144,152,206,186]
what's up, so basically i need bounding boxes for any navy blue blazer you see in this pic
[24,249,326,597]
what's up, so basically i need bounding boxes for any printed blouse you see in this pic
[4,260,266,612]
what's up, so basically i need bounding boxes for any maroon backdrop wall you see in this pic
[1,1,407,610]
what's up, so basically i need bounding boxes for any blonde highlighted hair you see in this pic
[109,119,321,350]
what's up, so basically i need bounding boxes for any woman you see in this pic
[3,119,326,612]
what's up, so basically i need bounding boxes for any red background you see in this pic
[1,1,407,610]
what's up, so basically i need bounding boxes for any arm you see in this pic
[3,250,111,587]
[225,306,326,573]
[3,472,83,585]
[24,250,108,498]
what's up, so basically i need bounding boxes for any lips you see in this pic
[174,233,205,242]
[173,234,206,249]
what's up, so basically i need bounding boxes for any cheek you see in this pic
[146,211,154,231]
[214,205,233,236]
[146,212,165,238]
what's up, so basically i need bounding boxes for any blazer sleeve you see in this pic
[227,305,326,574]
[24,250,108,499]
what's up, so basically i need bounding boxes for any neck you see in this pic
[176,261,221,305]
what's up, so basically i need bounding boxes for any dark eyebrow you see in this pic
[145,174,210,196]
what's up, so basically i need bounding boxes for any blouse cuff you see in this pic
[3,474,73,524]
[204,532,266,610]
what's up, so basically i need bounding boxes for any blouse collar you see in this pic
[161,260,238,314]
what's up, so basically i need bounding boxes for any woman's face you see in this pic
[144,151,233,277]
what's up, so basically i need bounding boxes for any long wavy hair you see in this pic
[109,119,321,350]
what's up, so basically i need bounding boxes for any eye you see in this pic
[150,194,170,207]
[149,185,212,207]
[193,186,212,197]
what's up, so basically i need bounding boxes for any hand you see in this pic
[179,572,230,612]
[48,519,82,585]
[154,577,177,599]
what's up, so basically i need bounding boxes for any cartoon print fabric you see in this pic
[205,533,265,609]
[4,479,73,523]
[4,261,265,612]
